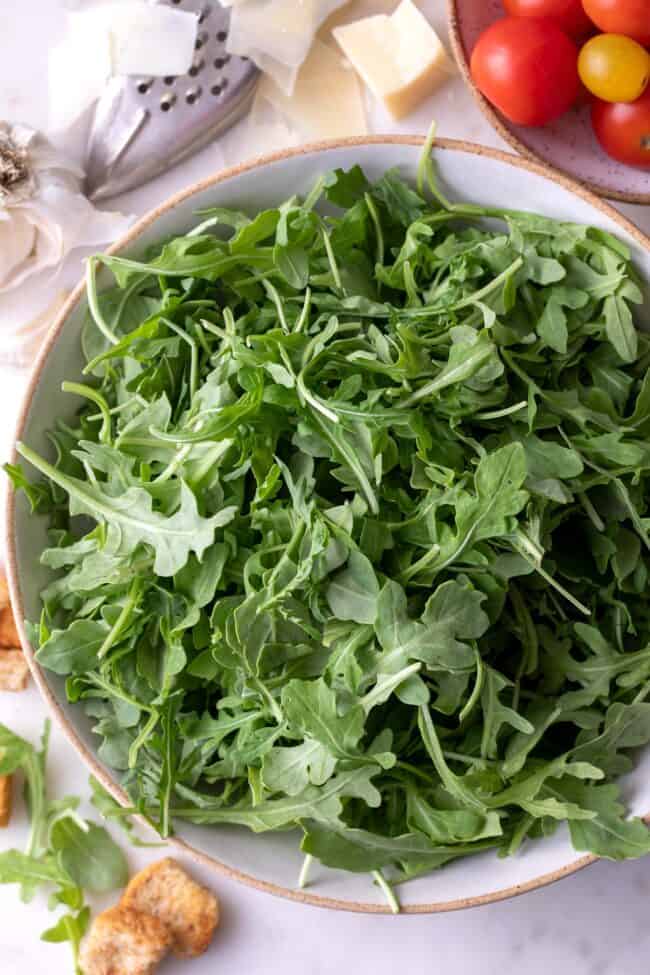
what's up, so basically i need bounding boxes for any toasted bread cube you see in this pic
[79,905,172,975]
[0,774,12,827]
[0,650,29,691]
[0,606,20,648]
[0,575,9,610]
[121,858,219,958]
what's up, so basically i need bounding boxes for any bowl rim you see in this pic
[5,134,650,914]
[445,0,650,207]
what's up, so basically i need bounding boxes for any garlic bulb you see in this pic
[0,122,132,295]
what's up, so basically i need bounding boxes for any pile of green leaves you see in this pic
[10,138,650,892]
[0,722,128,971]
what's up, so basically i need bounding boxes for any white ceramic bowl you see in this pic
[7,137,650,913]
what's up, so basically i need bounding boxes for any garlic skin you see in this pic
[0,122,132,295]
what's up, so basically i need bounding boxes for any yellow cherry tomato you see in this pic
[578,34,650,104]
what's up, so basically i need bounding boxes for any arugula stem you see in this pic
[98,579,142,660]
[87,672,152,714]
[321,227,343,293]
[85,257,119,345]
[250,676,284,724]
[294,286,312,333]
[361,663,422,713]
[578,491,605,532]
[162,317,198,402]
[303,175,325,211]
[448,257,523,313]
[298,853,313,889]
[459,649,485,724]
[62,382,113,445]
[128,712,160,769]
[372,869,400,914]
[364,192,385,269]
[418,706,484,811]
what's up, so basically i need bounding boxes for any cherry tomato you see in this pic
[582,0,650,48]
[592,87,650,168]
[578,34,650,103]
[502,0,593,37]
[470,18,580,126]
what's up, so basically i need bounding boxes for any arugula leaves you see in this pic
[0,723,127,972]
[10,144,650,893]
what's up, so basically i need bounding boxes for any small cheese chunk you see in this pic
[257,40,367,141]
[333,0,453,119]
[107,3,199,78]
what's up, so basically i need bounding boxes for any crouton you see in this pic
[0,575,9,610]
[0,606,20,649]
[0,774,12,827]
[121,858,219,958]
[0,650,29,691]
[79,905,172,975]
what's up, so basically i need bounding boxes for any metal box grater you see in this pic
[84,0,259,201]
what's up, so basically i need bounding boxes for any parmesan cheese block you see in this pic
[257,39,367,141]
[226,0,352,94]
[332,0,453,119]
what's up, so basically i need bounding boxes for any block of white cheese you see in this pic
[226,0,352,94]
[332,0,454,120]
[257,39,367,141]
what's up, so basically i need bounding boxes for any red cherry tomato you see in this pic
[591,87,650,168]
[582,0,650,47]
[470,18,580,126]
[502,0,593,37]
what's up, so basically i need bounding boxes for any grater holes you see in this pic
[137,79,153,94]
[189,57,205,78]
[163,76,176,86]
[160,93,176,111]
[217,30,227,42]
[195,30,208,50]
[198,4,210,22]
[186,85,202,105]
[211,84,222,96]
[214,54,230,69]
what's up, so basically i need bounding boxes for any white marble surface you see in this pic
[1,2,650,973]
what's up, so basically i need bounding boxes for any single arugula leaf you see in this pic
[407,792,503,844]
[36,619,110,675]
[572,702,650,775]
[604,294,637,363]
[554,780,650,859]
[50,818,129,894]
[0,850,66,887]
[281,678,365,757]
[262,740,337,796]
[41,905,90,975]
[18,444,235,577]
[326,550,380,624]
[480,668,534,760]
[324,165,370,207]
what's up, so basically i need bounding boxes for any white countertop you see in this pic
[2,3,650,973]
